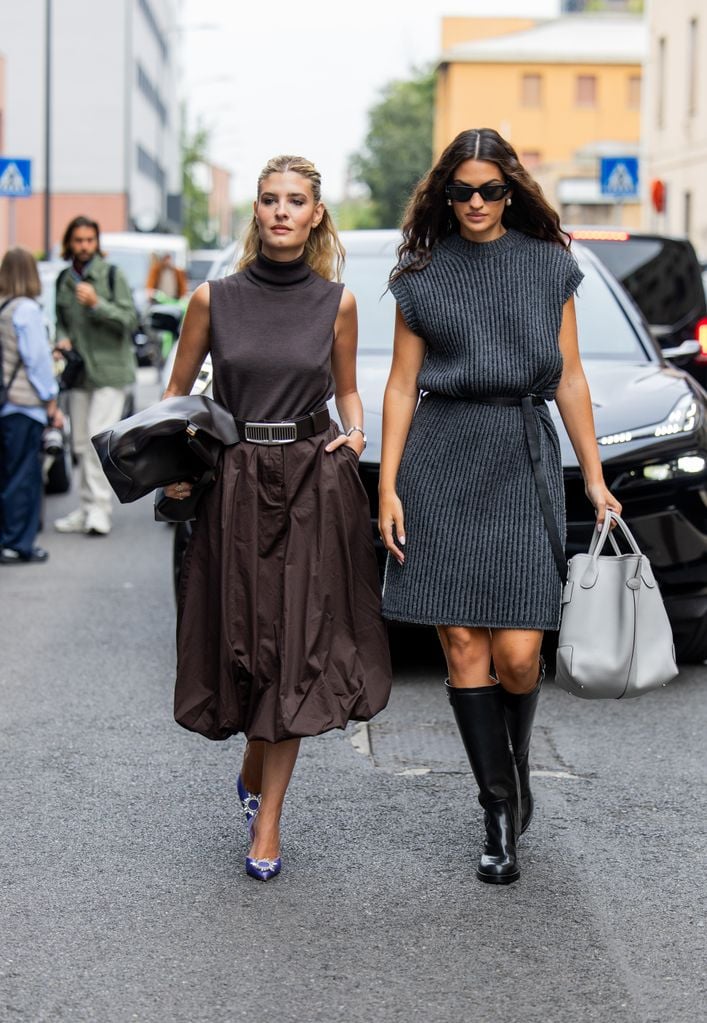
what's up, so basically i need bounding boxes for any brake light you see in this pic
[570,230,630,241]
[696,318,707,358]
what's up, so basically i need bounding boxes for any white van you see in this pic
[100,231,188,313]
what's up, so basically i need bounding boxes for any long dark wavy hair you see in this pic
[392,128,570,280]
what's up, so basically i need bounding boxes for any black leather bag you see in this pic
[91,395,239,509]
[55,346,85,390]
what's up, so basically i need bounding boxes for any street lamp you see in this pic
[44,0,52,257]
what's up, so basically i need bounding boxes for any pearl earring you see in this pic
[447,198,453,206]
[506,197,512,206]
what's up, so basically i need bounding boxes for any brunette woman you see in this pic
[0,248,63,564]
[378,128,621,884]
[162,155,391,882]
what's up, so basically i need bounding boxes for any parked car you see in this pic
[169,230,707,662]
[569,228,707,386]
[204,241,239,281]
[187,249,219,292]
[99,231,188,313]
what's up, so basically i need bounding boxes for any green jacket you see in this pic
[55,255,137,388]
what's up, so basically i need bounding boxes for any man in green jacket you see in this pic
[54,215,137,536]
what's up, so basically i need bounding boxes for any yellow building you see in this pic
[435,14,646,226]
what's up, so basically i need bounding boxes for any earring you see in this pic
[446,198,452,206]
[506,197,512,206]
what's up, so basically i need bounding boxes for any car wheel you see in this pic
[44,447,72,494]
[173,520,193,601]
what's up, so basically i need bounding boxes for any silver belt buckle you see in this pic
[244,420,297,445]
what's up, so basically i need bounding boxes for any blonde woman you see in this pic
[162,155,391,882]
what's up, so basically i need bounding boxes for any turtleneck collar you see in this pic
[245,249,312,286]
[442,228,525,260]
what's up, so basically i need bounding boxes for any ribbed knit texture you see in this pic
[382,229,583,630]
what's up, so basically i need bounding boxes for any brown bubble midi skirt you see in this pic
[174,425,392,743]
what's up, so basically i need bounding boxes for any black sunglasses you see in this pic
[445,182,511,203]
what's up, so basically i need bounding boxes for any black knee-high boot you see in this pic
[501,659,544,834]
[445,681,521,885]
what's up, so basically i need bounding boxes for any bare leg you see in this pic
[491,629,544,694]
[248,737,301,860]
[437,625,493,686]
[241,740,265,793]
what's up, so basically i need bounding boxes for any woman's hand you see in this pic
[585,480,622,530]
[163,480,193,501]
[324,432,365,458]
[379,490,406,565]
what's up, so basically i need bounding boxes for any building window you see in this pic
[521,73,542,107]
[136,62,167,125]
[521,150,542,170]
[627,74,641,109]
[657,36,666,128]
[575,75,597,107]
[688,18,698,116]
[138,0,169,62]
[137,144,165,192]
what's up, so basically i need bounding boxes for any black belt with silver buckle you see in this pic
[235,407,330,446]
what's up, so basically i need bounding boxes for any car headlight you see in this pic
[598,394,700,446]
[613,450,707,488]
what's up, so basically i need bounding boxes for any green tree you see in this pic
[181,121,216,248]
[349,68,435,228]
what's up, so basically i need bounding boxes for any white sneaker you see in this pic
[84,509,111,535]
[54,509,87,533]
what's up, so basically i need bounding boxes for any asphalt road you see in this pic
[2,376,706,1023]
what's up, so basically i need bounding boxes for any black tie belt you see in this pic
[430,393,568,583]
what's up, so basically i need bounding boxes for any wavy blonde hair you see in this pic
[238,155,345,282]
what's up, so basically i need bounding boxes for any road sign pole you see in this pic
[8,197,16,247]
[43,0,52,258]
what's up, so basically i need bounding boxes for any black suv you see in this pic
[571,229,707,385]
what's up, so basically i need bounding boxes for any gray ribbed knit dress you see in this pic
[382,229,583,630]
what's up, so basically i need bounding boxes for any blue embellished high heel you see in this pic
[245,856,282,882]
[236,774,261,837]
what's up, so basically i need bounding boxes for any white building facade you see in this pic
[0,0,181,255]
[642,0,707,257]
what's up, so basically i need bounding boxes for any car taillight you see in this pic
[696,318,707,355]
[570,230,630,241]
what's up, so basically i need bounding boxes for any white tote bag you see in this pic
[555,512,678,699]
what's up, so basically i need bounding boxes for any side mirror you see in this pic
[662,339,701,360]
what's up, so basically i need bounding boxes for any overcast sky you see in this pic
[181,0,560,204]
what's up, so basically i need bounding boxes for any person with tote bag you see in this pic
[378,128,622,885]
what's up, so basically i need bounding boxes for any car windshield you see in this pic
[104,250,153,291]
[573,252,649,361]
[578,237,705,328]
[342,254,396,352]
[340,241,648,362]
[188,258,214,283]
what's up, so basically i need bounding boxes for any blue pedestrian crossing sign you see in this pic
[600,157,639,199]
[0,158,32,197]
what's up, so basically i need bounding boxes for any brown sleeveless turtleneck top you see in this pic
[208,252,344,422]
